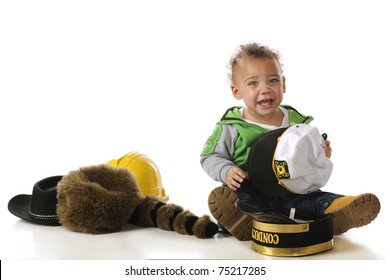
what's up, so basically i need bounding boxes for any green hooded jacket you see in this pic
[200,105,313,183]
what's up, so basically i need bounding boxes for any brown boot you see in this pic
[325,193,380,235]
[208,186,252,241]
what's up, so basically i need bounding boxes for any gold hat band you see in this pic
[252,240,334,257]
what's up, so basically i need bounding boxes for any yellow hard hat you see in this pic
[106,152,169,202]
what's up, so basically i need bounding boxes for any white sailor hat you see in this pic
[249,124,333,197]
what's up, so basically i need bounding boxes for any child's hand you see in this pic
[323,140,332,158]
[225,166,247,191]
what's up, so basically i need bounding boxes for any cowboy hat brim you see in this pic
[8,194,60,225]
[8,176,62,226]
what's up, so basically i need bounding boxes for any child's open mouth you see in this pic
[258,99,273,107]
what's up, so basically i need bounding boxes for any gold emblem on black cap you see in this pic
[274,160,290,179]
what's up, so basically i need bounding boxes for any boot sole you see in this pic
[208,187,252,241]
[331,193,380,235]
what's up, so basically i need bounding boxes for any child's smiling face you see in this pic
[230,56,286,124]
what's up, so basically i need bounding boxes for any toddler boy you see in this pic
[200,42,380,241]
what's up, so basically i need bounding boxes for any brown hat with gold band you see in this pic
[238,203,334,257]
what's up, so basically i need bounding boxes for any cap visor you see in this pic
[249,128,290,197]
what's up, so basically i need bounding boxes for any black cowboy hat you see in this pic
[8,176,63,225]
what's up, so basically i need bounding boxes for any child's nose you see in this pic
[259,83,271,94]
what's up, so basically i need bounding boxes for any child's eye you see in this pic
[270,78,280,83]
[247,81,258,86]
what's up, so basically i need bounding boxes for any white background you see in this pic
[1,0,388,279]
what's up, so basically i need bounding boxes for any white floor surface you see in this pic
[1,208,386,260]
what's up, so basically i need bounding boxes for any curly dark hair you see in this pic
[228,42,283,83]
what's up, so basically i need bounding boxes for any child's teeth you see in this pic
[260,99,272,105]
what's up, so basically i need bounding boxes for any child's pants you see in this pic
[234,180,343,214]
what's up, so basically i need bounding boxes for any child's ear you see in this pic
[231,84,242,100]
[282,76,286,93]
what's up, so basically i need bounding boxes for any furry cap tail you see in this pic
[130,196,219,238]
[57,164,219,238]
[57,164,142,234]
